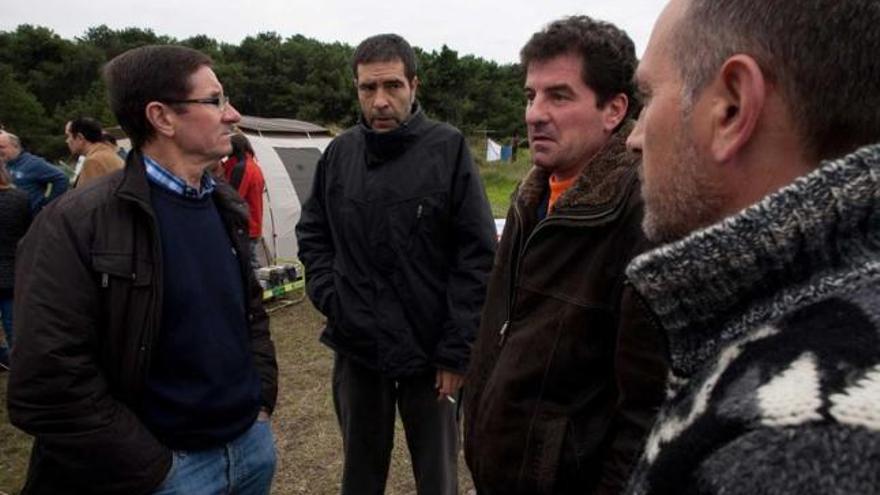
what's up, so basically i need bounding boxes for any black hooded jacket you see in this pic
[296,105,496,377]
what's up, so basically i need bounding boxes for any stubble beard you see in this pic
[641,127,726,244]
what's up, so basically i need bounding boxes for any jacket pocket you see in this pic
[524,414,568,493]
[388,190,448,253]
[92,252,153,288]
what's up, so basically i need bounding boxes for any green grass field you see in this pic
[476,148,532,218]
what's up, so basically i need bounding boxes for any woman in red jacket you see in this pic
[223,134,265,269]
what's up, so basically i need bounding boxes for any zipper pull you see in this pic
[416,203,424,219]
[101,273,109,288]
[498,320,509,347]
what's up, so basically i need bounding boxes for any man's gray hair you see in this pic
[673,0,880,160]
[0,131,22,149]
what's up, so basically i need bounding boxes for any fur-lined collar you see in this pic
[516,120,639,212]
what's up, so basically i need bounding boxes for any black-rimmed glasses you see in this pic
[161,95,230,112]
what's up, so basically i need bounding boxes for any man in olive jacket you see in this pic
[464,17,668,495]
[296,34,496,495]
[8,45,278,495]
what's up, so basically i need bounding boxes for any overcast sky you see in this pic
[1,0,667,63]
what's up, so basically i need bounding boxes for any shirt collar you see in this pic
[143,154,215,199]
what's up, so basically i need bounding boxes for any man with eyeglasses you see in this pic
[8,45,278,495]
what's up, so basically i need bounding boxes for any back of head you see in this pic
[521,16,640,121]
[102,45,213,150]
[351,34,418,81]
[68,117,104,144]
[230,133,254,157]
[674,0,880,160]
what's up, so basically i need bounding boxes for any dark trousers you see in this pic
[332,353,458,495]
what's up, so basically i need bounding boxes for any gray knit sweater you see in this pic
[624,143,880,495]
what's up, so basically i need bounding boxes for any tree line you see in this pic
[0,24,527,161]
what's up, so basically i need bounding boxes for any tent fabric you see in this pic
[245,134,331,264]
[238,116,331,136]
[486,138,502,161]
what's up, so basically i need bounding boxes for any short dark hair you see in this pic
[674,0,880,160]
[68,117,104,143]
[351,34,418,81]
[521,16,640,120]
[230,133,255,157]
[102,45,213,150]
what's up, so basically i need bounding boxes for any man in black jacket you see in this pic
[463,17,668,495]
[296,33,496,495]
[8,45,278,495]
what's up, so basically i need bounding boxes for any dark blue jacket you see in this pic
[7,151,69,213]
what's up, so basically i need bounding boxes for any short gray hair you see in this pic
[673,0,880,160]
[0,131,22,149]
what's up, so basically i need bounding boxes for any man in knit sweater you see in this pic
[623,0,880,493]
[8,45,278,494]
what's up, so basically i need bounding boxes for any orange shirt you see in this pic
[548,175,578,212]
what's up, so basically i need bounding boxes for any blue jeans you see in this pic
[152,417,276,495]
[0,296,12,362]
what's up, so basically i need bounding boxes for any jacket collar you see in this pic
[115,149,152,204]
[115,149,248,223]
[359,102,428,166]
[627,142,880,377]
[516,120,639,215]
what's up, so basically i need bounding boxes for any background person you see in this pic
[222,133,265,268]
[0,131,68,214]
[0,160,31,371]
[65,117,124,188]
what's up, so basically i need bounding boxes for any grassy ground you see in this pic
[475,149,533,218]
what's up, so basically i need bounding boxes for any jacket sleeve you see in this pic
[34,156,70,205]
[433,136,497,374]
[295,149,337,318]
[246,243,278,413]
[7,202,170,492]
[593,282,669,495]
[244,157,265,238]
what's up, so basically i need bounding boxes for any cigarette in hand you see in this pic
[446,395,457,404]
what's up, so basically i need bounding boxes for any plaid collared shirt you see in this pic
[143,154,216,199]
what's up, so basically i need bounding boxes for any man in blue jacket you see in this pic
[0,131,68,213]
[297,33,496,495]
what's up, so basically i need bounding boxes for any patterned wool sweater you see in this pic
[624,143,880,495]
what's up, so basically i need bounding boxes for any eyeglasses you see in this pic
[160,95,231,112]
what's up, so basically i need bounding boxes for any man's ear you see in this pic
[705,54,765,163]
[602,93,628,132]
[410,76,419,103]
[145,102,176,139]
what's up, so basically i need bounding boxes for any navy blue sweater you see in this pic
[141,182,262,450]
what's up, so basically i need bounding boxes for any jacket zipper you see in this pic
[498,202,615,348]
[117,191,163,396]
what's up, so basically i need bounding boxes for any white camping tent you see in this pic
[238,116,333,264]
[114,115,334,265]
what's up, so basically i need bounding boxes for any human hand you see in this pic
[435,369,464,402]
